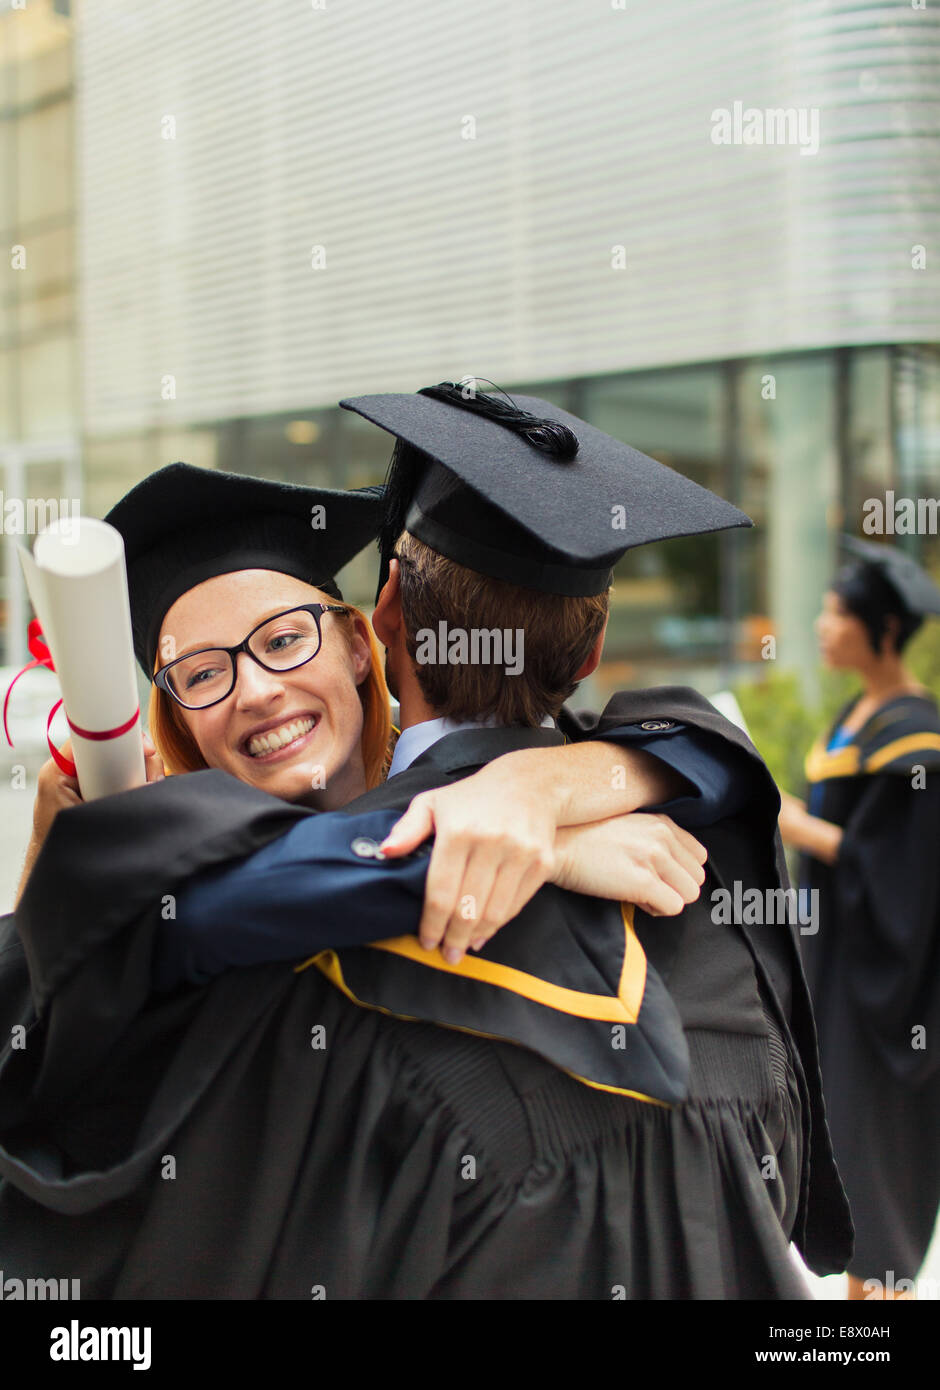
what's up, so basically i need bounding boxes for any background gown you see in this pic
[800,691,940,1281]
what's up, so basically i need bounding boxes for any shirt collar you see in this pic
[389,713,555,778]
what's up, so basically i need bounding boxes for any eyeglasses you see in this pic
[153,603,348,710]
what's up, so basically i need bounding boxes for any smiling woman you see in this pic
[150,571,391,802]
[94,461,392,798]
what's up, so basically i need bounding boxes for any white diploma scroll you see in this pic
[17,517,147,801]
[708,689,751,739]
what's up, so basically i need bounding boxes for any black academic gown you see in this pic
[800,692,940,1280]
[0,689,851,1298]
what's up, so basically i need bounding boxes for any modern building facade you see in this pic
[2,0,938,704]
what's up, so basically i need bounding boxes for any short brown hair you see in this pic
[395,531,609,725]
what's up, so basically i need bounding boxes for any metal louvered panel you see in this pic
[77,0,940,433]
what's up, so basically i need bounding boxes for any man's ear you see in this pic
[371,558,402,648]
[573,613,609,682]
[348,616,372,687]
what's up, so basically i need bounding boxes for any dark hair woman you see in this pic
[778,537,940,1300]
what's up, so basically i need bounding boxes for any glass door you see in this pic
[1,440,81,667]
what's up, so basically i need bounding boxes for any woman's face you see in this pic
[159,570,371,807]
[814,591,877,670]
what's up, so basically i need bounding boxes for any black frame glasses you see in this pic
[152,603,348,710]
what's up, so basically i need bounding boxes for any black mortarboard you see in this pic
[840,535,940,617]
[104,462,384,674]
[340,382,752,599]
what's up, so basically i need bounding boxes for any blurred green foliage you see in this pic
[732,620,940,796]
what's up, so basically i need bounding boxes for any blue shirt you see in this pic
[388,715,555,778]
[156,720,754,991]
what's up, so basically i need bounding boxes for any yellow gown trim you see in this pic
[804,738,860,782]
[806,731,940,782]
[295,902,645,1024]
[864,732,940,773]
[303,942,669,1107]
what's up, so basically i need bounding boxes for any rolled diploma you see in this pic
[17,517,146,801]
[708,690,751,740]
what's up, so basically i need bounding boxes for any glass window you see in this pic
[737,352,837,703]
[154,428,218,477]
[19,332,75,439]
[847,348,892,529]
[24,455,66,507]
[0,113,14,241]
[340,402,397,491]
[14,222,73,293]
[582,366,728,694]
[0,347,15,443]
[895,346,940,493]
[1,451,75,666]
[18,289,72,336]
[893,347,940,623]
[333,406,387,606]
[219,405,337,489]
[16,98,72,227]
[506,379,575,413]
[80,435,155,519]
[14,30,71,108]
[0,40,15,116]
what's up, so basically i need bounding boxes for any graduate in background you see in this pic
[779,536,940,1300]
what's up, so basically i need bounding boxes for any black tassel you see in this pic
[418,381,579,460]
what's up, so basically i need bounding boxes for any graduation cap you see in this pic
[840,535,940,617]
[104,462,384,674]
[340,381,752,599]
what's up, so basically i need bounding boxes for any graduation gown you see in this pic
[0,689,851,1298]
[153,716,754,1098]
[800,692,940,1279]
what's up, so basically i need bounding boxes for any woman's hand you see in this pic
[31,738,82,849]
[142,734,166,785]
[380,775,706,963]
[380,775,558,964]
[550,813,706,917]
[380,738,697,964]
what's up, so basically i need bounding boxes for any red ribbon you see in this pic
[3,619,140,778]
